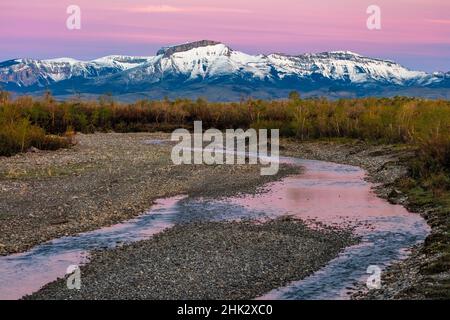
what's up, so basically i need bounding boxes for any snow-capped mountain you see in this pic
[1,40,448,100]
[0,55,152,87]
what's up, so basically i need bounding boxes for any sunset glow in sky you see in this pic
[0,0,449,71]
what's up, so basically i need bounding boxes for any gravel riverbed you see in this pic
[0,132,298,255]
[2,133,441,299]
[26,218,355,300]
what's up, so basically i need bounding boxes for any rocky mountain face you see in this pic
[1,40,448,101]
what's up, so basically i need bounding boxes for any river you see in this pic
[0,154,429,300]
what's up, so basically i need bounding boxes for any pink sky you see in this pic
[0,0,449,71]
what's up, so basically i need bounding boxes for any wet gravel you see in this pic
[26,218,356,300]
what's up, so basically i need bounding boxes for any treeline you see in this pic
[1,91,449,190]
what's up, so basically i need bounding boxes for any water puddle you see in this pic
[0,154,429,300]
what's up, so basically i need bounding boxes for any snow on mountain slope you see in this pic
[0,55,152,87]
[0,40,446,94]
[114,41,437,86]
[266,51,428,84]
[120,42,270,83]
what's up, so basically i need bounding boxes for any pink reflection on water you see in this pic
[229,161,410,226]
[0,251,87,300]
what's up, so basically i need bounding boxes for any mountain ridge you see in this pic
[1,40,449,101]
